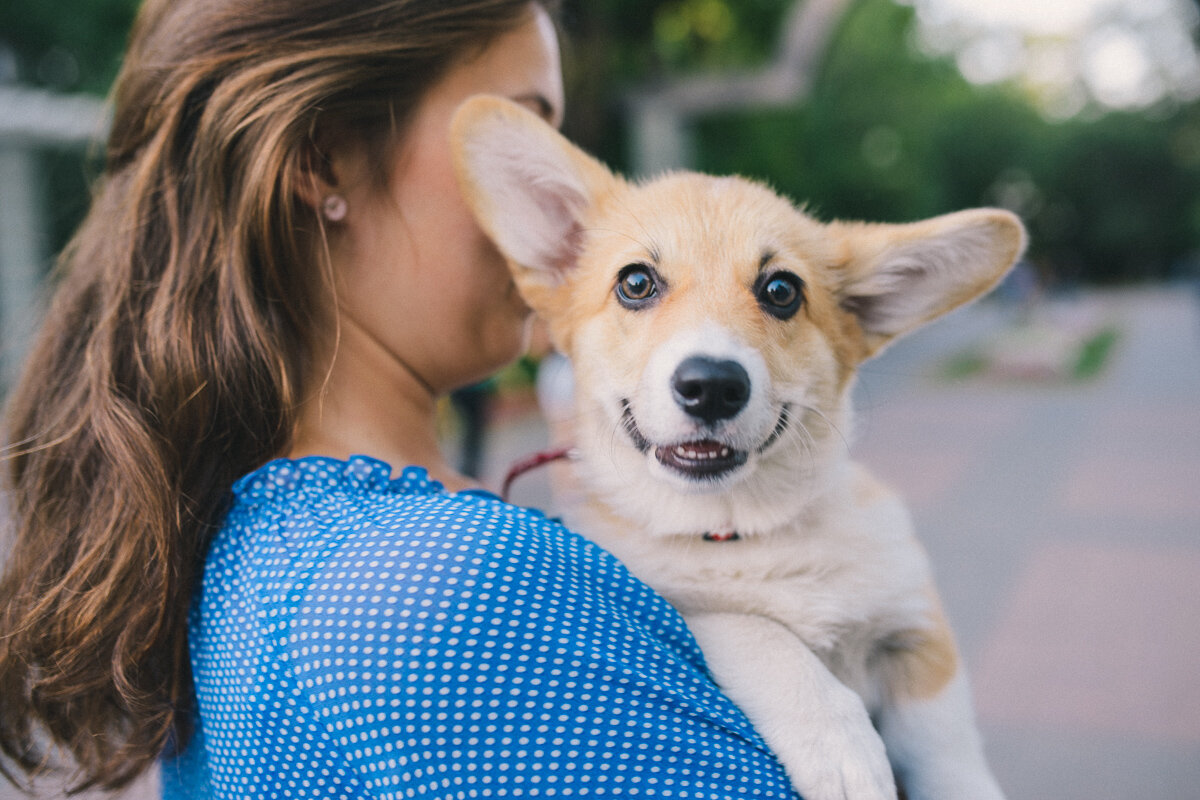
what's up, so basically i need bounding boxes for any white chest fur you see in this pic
[571,462,935,708]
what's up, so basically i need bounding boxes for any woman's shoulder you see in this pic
[210,455,682,641]
[220,454,606,574]
[204,455,706,698]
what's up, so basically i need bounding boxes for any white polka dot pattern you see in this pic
[160,456,800,798]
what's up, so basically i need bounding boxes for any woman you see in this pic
[0,0,801,797]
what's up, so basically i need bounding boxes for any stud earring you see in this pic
[321,194,348,222]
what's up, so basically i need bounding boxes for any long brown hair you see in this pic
[0,0,556,791]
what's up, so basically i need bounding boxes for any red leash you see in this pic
[501,447,741,542]
[501,445,576,502]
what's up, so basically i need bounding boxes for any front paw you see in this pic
[776,692,897,800]
[787,734,895,800]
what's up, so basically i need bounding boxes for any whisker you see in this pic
[756,404,792,453]
[602,193,662,262]
[779,412,819,477]
[800,404,850,454]
[581,225,660,264]
[618,400,652,453]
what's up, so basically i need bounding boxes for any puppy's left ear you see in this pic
[834,208,1026,357]
[451,95,618,314]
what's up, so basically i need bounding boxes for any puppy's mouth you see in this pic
[654,440,749,478]
[620,400,791,481]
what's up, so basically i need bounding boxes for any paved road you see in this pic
[8,285,1197,799]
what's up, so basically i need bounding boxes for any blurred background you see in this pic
[2,0,1198,798]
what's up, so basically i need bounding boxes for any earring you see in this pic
[321,194,348,222]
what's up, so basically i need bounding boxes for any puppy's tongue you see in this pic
[655,439,747,478]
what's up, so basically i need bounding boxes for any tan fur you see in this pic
[452,95,1022,800]
[879,593,961,703]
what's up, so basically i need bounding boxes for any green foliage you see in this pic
[694,0,1021,216]
[1,0,140,94]
[1034,111,1200,283]
[650,0,791,70]
[1074,327,1120,379]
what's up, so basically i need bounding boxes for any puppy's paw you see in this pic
[775,688,897,800]
[786,732,896,800]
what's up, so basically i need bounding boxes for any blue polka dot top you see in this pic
[160,455,800,798]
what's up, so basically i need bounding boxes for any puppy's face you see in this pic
[561,174,854,495]
[452,97,1026,536]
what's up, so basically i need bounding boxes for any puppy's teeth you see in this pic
[720,448,730,457]
[675,446,687,457]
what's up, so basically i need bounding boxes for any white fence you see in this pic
[0,84,108,391]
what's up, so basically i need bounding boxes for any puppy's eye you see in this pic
[755,272,805,320]
[616,264,659,308]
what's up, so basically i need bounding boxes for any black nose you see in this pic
[671,357,751,424]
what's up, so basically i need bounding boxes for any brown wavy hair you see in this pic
[0,0,557,791]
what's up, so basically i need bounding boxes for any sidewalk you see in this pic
[485,283,1200,800]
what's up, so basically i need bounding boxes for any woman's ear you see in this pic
[293,134,347,220]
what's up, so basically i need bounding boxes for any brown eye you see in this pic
[755,272,804,320]
[616,264,659,308]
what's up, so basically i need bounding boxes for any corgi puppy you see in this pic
[451,95,1024,800]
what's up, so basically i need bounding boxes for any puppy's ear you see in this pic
[451,95,617,310]
[834,208,1026,357]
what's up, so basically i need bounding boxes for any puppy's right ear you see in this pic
[451,95,617,307]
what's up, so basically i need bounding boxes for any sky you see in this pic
[922,0,1136,35]
[903,0,1200,115]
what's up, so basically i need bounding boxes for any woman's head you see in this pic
[104,0,560,392]
[0,0,559,791]
[311,5,563,402]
